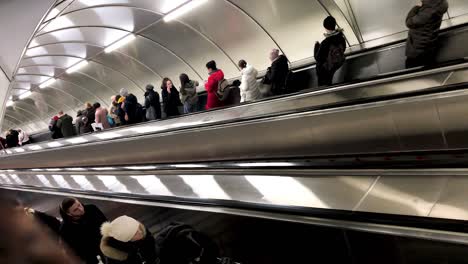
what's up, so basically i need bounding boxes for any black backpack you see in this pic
[325,42,346,72]
[155,223,219,264]
[215,79,231,101]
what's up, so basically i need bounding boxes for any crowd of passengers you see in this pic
[2,1,448,146]
[10,197,239,264]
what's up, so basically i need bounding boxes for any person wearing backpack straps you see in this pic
[314,16,346,86]
[204,60,225,110]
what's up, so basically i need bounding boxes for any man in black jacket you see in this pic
[264,49,289,96]
[314,16,346,86]
[57,111,75,138]
[405,0,448,68]
[59,198,108,264]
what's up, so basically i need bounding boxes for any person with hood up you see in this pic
[204,60,225,110]
[238,60,261,103]
[144,84,162,120]
[405,0,448,68]
[180,73,200,113]
[314,16,346,86]
[263,49,289,96]
[100,215,157,264]
[59,197,107,264]
[161,78,182,117]
[57,111,75,138]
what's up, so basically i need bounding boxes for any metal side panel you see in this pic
[436,93,468,148]
[429,175,468,221]
[355,175,449,217]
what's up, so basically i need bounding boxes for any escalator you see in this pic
[3,23,468,160]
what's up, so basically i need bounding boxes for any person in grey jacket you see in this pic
[144,84,162,121]
[179,73,199,113]
[74,110,85,135]
[405,0,448,68]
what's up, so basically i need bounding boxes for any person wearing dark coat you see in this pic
[263,49,289,96]
[314,16,346,86]
[57,111,75,138]
[100,216,157,264]
[123,93,142,124]
[405,0,448,68]
[5,129,19,148]
[144,84,162,121]
[83,103,96,134]
[161,78,182,117]
[49,116,63,139]
[59,198,108,264]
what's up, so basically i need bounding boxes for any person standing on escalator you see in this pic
[314,16,346,87]
[59,197,108,264]
[405,0,448,68]
[162,78,182,117]
[144,84,162,120]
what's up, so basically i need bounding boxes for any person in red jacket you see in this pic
[204,60,225,110]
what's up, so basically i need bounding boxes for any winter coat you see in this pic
[205,69,225,110]
[5,131,19,148]
[95,107,111,130]
[406,0,448,58]
[75,115,85,135]
[239,65,261,102]
[162,87,182,117]
[144,89,162,121]
[264,55,289,95]
[49,118,63,139]
[314,30,346,70]
[60,204,107,264]
[83,108,96,134]
[100,228,157,264]
[123,94,142,125]
[57,114,75,138]
[180,80,199,106]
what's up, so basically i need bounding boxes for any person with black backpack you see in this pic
[314,16,346,87]
[100,216,222,264]
[144,84,162,120]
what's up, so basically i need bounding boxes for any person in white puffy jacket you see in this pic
[238,60,262,103]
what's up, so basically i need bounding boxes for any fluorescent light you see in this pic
[92,167,116,171]
[67,137,88,144]
[237,162,296,167]
[46,168,62,172]
[124,166,157,170]
[94,132,121,140]
[39,78,56,89]
[6,101,14,107]
[104,34,136,53]
[28,145,43,150]
[164,0,208,22]
[172,164,207,168]
[47,141,63,147]
[19,91,32,100]
[14,148,25,153]
[67,168,87,171]
[66,60,89,74]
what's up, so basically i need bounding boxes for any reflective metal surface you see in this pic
[3,61,468,157]
[3,167,468,230]
[3,0,468,134]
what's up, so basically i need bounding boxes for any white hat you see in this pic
[101,215,140,242]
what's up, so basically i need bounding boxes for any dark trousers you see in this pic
[316,66,335,87]
[406,53,434,69]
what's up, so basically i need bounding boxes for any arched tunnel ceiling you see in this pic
[3,0,468,134]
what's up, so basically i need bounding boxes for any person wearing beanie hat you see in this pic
[314,16,346,86]
[100,216,157,263]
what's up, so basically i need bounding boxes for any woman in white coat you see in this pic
[238,60,262,102]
